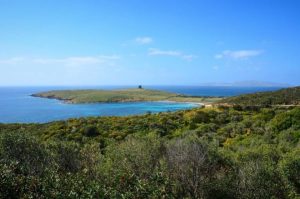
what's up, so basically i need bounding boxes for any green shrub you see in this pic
[84,125,100,137]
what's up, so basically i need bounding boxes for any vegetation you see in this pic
[0,105,300,198]
[1,87,300,198]
[219,86,300,107]
[32,88,222,104]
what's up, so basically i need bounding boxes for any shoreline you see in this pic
[31,88,217,106]
[158,100,205,106]
[32,94,205,106]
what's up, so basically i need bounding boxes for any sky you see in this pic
[0,0,299,86]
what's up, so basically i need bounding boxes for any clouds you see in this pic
[132,36,262,63]
[215,50,263,60]
[33,55,120,67]
[148,48,180,56]
[148,48,262,62]
[211,49,265,73]
[0,55,123,86]
[135,37,153,45]
[148,48,197,61]
[126,36,197,61]
[0,55,120,67]
[0,57,25,65]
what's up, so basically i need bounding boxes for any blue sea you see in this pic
[0,86,282,123]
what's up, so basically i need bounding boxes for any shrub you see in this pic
[0,132,53,175]
[84,125,100,137]
[165,136,234,198]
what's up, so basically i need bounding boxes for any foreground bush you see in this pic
[0,107,300,198]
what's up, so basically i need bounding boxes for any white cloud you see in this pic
[215,50,263,60]
[33,55,120,66]
[0,57,25,65]
[135,37,153,45]
[0,55,120,67]
[182,55,197,61]
[148,48,180,56]
[148,48,197,61]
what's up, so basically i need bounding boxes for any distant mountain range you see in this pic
[199,81,290,87]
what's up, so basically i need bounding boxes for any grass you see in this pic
[32,88,223,104]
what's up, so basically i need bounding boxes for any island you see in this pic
[31,88,222,105]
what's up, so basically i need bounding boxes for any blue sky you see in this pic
[0,0,299,86]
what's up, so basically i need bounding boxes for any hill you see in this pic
[1,106,299,198]
[200,81,289,87]
[218,86,300,106]
[32,88,221,104]
[1,87,299,198]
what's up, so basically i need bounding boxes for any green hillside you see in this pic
[1,88,300,198]
[219,86,300,106]
[1,106,300,198]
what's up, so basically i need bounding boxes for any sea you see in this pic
[0,86,282,123]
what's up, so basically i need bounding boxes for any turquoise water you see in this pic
[0,87,199,123]
[0,86,282,123]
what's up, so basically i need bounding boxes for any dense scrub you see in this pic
[219,86,300,106]
[0,106,300,198]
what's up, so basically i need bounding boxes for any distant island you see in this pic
[32,88,222,105]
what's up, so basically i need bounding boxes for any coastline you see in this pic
[158,100,204,106]
[31,89,220,105]
[32,94,205,106]
[30,94,206,107]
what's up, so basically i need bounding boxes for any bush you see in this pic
[0,132,53,176]
[270,108,300,132]
[50,141,82,173]
[279,149,300,196]
[165,136,234,198]
[84,125,100,137]
[100,135,170,198]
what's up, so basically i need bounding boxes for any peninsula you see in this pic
[31,88,222,104]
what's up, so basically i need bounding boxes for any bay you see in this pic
[0,86,282,123]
